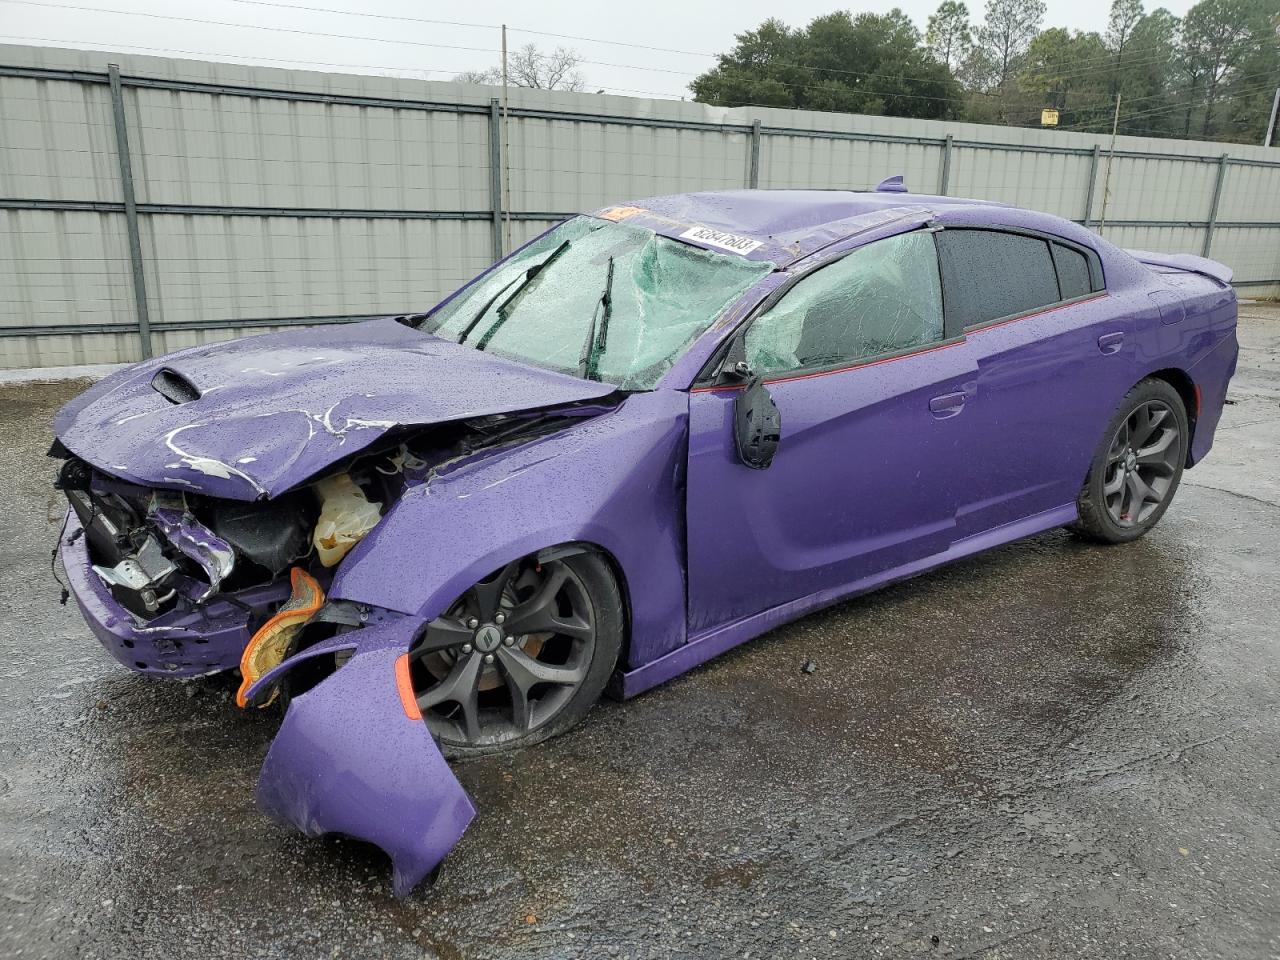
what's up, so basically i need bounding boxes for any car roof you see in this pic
[592,188,1023,267]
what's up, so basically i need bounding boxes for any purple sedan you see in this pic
[51,182,1239,894]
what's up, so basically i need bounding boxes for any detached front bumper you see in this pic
[58,512,289,677]
[255,617,476,896]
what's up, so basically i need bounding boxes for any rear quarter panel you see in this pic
[1132,269,1238,464]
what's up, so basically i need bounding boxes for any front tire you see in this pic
[1070,377,1188,544]
[406,549,623,759]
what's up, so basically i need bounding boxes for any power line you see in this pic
[1058,80,1280,131]
[0,34,690,99]
[1,0,501,54]
[0,34,456,75]
[220,0,719,57]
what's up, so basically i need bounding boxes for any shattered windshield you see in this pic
[421,216,773,389]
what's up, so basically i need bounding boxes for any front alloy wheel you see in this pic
[406,550,622,757]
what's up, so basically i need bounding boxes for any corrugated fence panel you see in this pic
[0,209,136,327]
[2,331,141,368]
[1094,224,1207,259]
[1216,163,1280,224]
[1097,155,1222,222]
[128,87,491,210]
[951,145,1095,220]
[509,118,749,211]
[760,135,942,192]
[1206,228,1280,285]
[139,215,492,325]
[0,76,119,203]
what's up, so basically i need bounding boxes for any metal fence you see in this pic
[2,42,1278,370]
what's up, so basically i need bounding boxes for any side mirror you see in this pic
[732,369,781,470]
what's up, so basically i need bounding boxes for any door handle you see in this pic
[929,391,968,418]
[1097,331,1125,355]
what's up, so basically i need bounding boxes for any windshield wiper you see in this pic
[578,256,615,381]
[470,239,573,350]
[458,238,572,346]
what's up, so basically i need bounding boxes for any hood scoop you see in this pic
[151,368,201,405]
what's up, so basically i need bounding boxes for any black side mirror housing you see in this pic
[733,372,781,470]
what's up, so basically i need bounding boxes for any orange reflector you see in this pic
[395,653,422,720]
[1193,383,1202,417]
[235,567,325,708]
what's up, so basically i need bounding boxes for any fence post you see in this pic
[938,134,953,195]
[487,98,504,262]
[107,63,153,359]
[748,120,761,189]
[1082,145,1101,228]
[1202,153,1229,259]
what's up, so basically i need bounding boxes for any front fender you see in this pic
[256,615,475,897]
[330,391,690,668]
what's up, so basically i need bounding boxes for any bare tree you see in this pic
[453,44,587,92]
[454,67,502,85]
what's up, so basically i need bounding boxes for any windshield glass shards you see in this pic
[420,216,773,389]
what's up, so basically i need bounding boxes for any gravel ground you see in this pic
[1,303,1278,960]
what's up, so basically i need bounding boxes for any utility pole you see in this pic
[1098,93,1122,235]
[1265,87,1279,147]
[501,24,512,253]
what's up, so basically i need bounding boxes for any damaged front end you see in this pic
[52,399,616,893]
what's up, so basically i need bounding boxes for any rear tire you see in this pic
[1070,377,1188,544]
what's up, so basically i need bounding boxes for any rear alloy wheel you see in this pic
[406,550,622,758]
[1071,378,1189,544]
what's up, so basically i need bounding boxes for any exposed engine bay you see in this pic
[51,404,608,663]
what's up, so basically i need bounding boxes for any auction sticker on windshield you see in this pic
[678,226,764,255]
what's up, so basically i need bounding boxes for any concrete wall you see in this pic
[2,42,1277,369]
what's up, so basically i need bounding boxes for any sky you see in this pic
[1,0,1202,99]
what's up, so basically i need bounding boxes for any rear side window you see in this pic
[937,230,1061,328]
[1052,243,1092,300]
[744,230,944,375]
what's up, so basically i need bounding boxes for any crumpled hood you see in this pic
[54,318,616,500]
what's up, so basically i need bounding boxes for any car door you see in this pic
[933,227,1131,538]
[684,229,979,635]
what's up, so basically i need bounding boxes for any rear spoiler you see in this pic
[1126,249,1233,286]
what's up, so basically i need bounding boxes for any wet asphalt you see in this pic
[2,304,1279,960]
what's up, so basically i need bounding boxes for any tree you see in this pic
[977,0,1047,87]
[927,1,975,72]
[1180,0,1271,136]
[1221,8,1279,141]
[1017,28,1111,126]
[1105,0,1146,96]
[690,10,960,119]
[454,44,587,92]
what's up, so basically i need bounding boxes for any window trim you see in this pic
[935,224,1106,334]
[696,227,950,386]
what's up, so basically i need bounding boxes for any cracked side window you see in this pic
[744,231,944,376]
